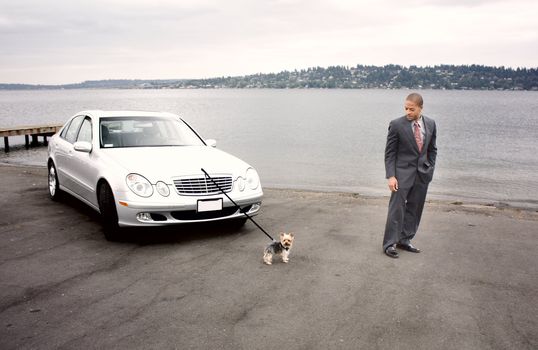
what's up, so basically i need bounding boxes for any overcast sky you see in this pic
[1,0,537,84]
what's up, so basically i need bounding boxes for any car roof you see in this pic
[78,110,180,119]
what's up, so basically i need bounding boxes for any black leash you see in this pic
[201,168,274,242]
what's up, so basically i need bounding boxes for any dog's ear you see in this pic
[289,232,294,237]
[280,232,285,238]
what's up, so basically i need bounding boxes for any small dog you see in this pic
[263,232,295,265]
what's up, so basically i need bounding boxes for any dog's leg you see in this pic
[282,250,289,263]
[263,251,273,265]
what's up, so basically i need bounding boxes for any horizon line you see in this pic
[2,63,538,86]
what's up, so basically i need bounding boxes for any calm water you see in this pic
[1,89,537,208]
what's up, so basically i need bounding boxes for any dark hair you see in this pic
[406,93,423,108]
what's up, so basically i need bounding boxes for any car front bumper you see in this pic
[114,191,263,227]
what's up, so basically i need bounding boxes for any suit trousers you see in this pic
[383,175,429,251]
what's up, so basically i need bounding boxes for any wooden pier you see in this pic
[1,124,63,152]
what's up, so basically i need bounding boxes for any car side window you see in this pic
[77,118,92,143]
[60,120,72,139]
[64,115,85,144]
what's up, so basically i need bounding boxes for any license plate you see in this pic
[197,199,223,212]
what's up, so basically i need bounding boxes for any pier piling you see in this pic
[0,124,63,152]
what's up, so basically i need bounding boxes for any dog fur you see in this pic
[263,232,294,265]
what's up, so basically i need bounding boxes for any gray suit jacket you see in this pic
[385,115,437,188]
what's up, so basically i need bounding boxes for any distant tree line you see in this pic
[1,64,537,91]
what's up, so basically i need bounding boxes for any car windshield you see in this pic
[100,117,205,148]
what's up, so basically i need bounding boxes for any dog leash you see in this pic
[201,168,275,242]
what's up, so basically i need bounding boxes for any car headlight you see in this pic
[236,177,246,192]
[156,181,170,197]
[126,173,153,197]
[245,168,260,190]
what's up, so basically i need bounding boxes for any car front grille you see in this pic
[173,175,233,196]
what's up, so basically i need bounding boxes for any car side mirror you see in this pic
[74,141,93,153]
[205,139,217,148]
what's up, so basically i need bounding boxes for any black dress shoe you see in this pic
[396,243,421,253]
[385,245,399,258]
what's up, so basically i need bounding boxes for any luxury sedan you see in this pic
[47,110,263,240]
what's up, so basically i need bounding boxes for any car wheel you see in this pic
[48,161,62,201]
[98,182,121,241]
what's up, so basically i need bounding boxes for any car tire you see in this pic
[98,182,121,241]
[48,161,62,201]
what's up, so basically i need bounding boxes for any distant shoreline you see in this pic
[2,64,538,91]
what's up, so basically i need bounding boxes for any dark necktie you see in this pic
[414,121,423,152]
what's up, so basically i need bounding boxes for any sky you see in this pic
[1,0,537,84]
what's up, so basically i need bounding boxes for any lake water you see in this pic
[1,89,537,208]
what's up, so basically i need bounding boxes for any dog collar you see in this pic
[279,242,289,251]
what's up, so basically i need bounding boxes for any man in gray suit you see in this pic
[383,93,437,258]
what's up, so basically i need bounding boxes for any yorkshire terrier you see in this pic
[263,232,295,265]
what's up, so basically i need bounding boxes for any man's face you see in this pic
[404,100,422,121]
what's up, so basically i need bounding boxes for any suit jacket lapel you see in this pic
[402,117,419,152]
[421,116,431,153]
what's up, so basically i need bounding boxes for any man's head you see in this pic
[404,93,423,121]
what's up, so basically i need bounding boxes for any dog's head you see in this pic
[279,232,294,249]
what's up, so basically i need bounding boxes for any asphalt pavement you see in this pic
[1,165,537,349]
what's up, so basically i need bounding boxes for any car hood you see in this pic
[101,146,252,182]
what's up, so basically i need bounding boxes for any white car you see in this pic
[47,110,263,240]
